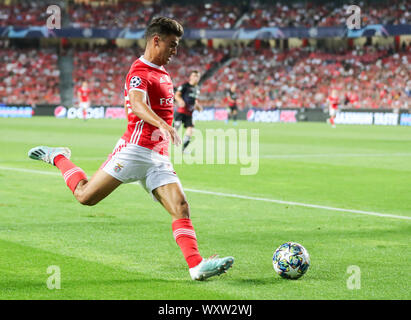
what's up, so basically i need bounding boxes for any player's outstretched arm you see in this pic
[129,90,181,146]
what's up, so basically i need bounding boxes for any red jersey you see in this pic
[78,87,91,102]
[328,95,339,109]
[349,93,359,104]
[122,56,174,156]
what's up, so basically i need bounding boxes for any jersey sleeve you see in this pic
[177,83,187,95]
[126,71,149,94]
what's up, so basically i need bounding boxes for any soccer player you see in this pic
[173,70,202,153]
[77,81,91,121]
[28,17,234,281]
[327,89,339,128]
[226,84,238,125]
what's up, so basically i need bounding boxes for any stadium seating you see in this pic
[2,0,409,29]
[73,46,138,106]
[68,0,411,29]
[239,0,411,28]
[68,1,155,29]
[72,43,226,106]
[0,0,61,27]
[153,1,242,29]
[1,40,409,109]
[1,1,410,109]
[201,45,411,110]
[0,46,61,105]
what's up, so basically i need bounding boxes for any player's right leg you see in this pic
[328,109,336,128]
[232,108,238,125]
[28,146,122,206]
[330,116,336,128]
[153,182,234,281]
[82,107,87,121]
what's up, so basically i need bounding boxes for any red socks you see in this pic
[172,218,203,268]
[54,155,87,193]
[330,117,335,125]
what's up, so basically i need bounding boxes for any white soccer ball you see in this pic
[272,242,310,279]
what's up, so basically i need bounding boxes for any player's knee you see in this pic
[76,193,98,206]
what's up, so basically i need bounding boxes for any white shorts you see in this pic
[329,108,337,117]
[101,139,181,200]
[79,101,90,109]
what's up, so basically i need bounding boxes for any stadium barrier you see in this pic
[54,106,126,119]
[0,104,34,118]
[1,24,411,39]
[2,105,410,126]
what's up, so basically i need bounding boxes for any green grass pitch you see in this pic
[0,117,410,300]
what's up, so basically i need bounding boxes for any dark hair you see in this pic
[145,17,184,40]
[190,70,200,75]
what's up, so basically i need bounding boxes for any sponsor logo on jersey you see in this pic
[160,97,174,105]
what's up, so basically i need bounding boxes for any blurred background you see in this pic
[0,0,410,123]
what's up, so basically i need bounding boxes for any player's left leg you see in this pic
[153,183,234,280]
[28,146,122,206]
[329,108,336,128]
[225,108,231,124]
[73,169,122,206]
[182,125,193,153]
[82,102,90,121]
[232,108,238,125]
[83,107,87,121]
[330,116,336,128]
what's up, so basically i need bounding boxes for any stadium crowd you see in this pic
[201,43,411,110]
[239,0,411,28]
[1,0,410,109]
[73,45,137,106]
[72,42,227,106]
[1,38,410,110]
[68,0,155,29]
[0,0,50,27]
[1,0,410,28]
[0,42,60,105]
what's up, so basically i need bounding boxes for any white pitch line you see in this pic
[0,165,410,221]
[0,166,60,176]
[75,153,411,161]
[261,153,411,159]
[184,188,411,221]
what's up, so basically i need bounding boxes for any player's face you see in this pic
[156,34,180,65]
[189,72,200,85]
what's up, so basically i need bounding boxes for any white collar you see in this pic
[139,56,162,69]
